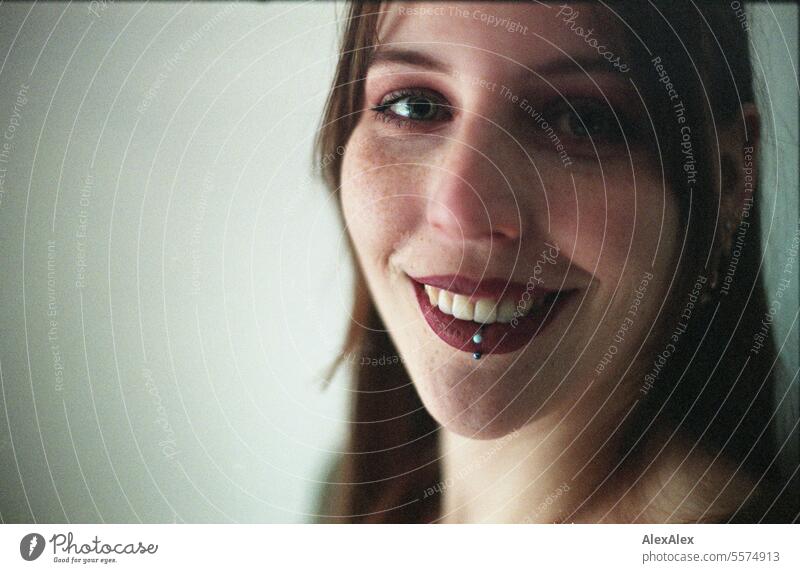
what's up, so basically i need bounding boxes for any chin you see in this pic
[409,366,534,440]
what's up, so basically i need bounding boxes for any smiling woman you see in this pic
[314,1,798,523]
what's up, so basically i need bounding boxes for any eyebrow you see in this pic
[367,46,452,74]
[367,46,625,78]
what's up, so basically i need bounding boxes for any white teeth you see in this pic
[496,298,517,324]
[424,284,440,305]
[423,283,546,324]
[473,299,497,323]
[451,294,474,321]
[438,289,453,314]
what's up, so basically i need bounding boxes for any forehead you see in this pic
[377,2,627,72]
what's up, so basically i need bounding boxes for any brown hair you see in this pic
[314,1,797,523]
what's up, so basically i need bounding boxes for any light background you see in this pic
[0,2,796,523]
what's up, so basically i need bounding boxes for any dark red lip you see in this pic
[410,276,576,356]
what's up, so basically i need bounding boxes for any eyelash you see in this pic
[371,88,451,129]
[371,87,630,143]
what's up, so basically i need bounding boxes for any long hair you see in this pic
[314,1,797,523]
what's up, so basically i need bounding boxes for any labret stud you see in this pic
[472,325,485,360]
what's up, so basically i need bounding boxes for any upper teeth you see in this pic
[423,284,539,324]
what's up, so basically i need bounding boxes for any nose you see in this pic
[425,124,523,244]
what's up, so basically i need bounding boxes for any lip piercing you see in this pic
[472,325,485,360]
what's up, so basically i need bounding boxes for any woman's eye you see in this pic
[372,89,449,126]
[552,100,623,140]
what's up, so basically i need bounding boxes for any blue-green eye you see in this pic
[373,89,450,125]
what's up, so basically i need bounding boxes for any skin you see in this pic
[339,2,757,522]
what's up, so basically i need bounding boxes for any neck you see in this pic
[439,388,637,523]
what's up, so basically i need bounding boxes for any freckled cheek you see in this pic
[340,140,429,267]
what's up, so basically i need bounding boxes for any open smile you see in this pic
[409,274,576,357]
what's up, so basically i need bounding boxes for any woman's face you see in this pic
[340,2,680,438]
